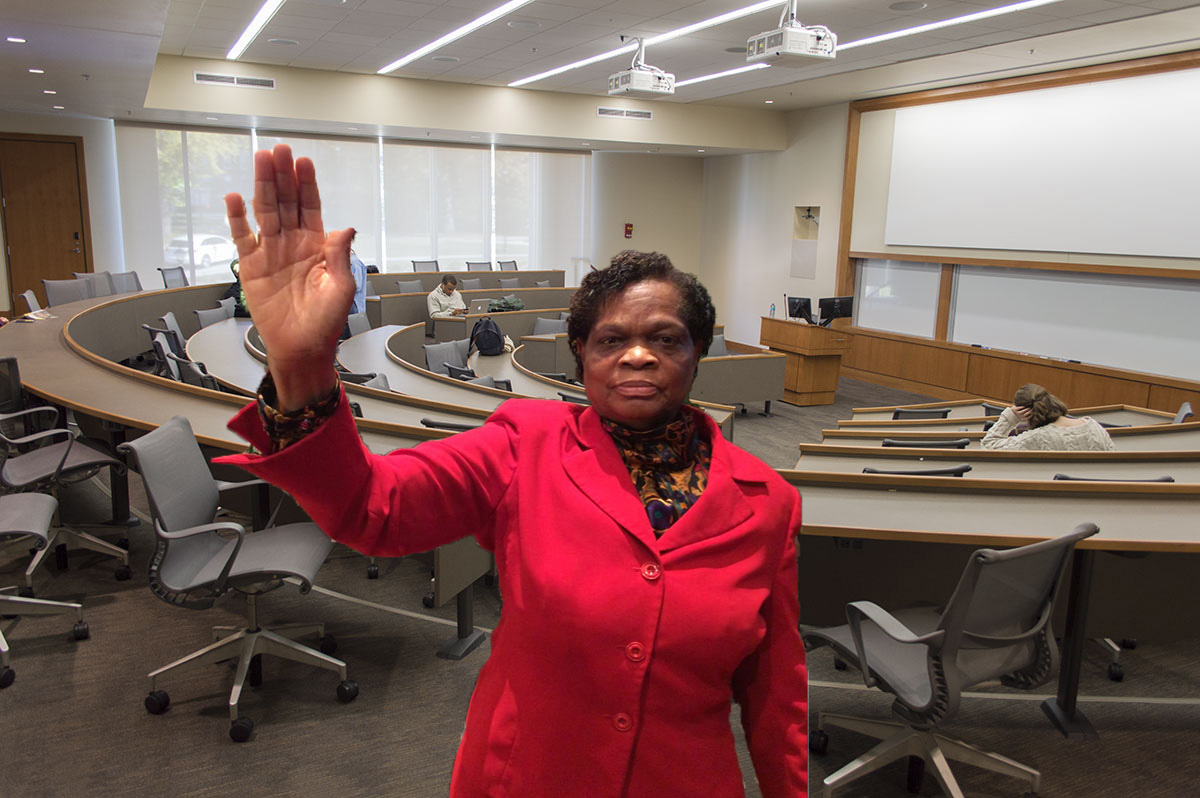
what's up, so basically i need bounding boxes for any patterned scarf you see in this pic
[601,411,712,536]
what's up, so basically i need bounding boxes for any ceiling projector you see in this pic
[747,0,836,64]
[608,38,675,97]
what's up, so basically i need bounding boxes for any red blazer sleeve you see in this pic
[732,495,807,798]
[216,392,518,556]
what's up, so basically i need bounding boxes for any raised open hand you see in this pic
[225,144,354,411]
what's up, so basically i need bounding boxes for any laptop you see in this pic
[469,298,493,314]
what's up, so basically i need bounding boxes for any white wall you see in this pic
[698,103,849,345]
[591,152,704,275]
[0,111,125,311]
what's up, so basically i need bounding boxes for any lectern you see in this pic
[759,317,852,405]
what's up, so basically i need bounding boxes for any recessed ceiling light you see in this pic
[889,1,928,9]
[697,149,706,153]
[28,68,44,74]
[205,116,219,121]
[306,0,347,5]
[724,46,745,54]
[379,0,536,74]
[43,89,56,95]
[580,142,590,146]
[348,126,359,131]
[268,38,299,45]
[840,0,1066,50]
[432,55,461,63]
[7,37,27,43]
[470,134,482,139]
[764,99,774,104]
[53,105,64,110]
[506,19,540,30]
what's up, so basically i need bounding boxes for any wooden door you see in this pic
[0,135,92,311]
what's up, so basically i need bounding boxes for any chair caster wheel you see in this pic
[366,563,379,579]
[145,689,170,714]
[833,657,847,671]
[319,635,338,655]
[115,564,132,581]
[18,586,34,598]
[337,679,359,703]
[422,592,435,608]
[1107,662,1124,682]
[0,666,14,688]
[73,621,90,640]
[809,729,828,755]
[118,537,130,550]
[230,717,254,742]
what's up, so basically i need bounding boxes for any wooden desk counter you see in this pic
[759,316,852,406]
[822,421,1200,450]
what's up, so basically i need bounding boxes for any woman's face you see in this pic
[577,280,700,431]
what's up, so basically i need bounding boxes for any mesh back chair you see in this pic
[365,279,379,298]
[862,464,972,477]
[0,357,49,444]
[17,290,41,314]
[1173,402,1194,424]
[531,317,568,336]
[465,261,492,270]
[412,260,439,271]
[73,272,115,298]
[110,271,143,293]
[708,333,729,357]
[981,402,1006,417]
[460,278,483,290]
[0,493,90,688]
[892,407,951,420]
[802,523,1099,798]
[194,306,229,329]
[423,339,470,376]
[346,312,371,337]
[42,278,91,307]
[499,277,521,290]
[468,375,511,391]
[0,404,131,582]
[420,418,482,432]
[141,311,186,370]
[395,280,423,294]
[158,266,189,288]
[151,334,181,381]
[498,260,518,271]
[216,297,237,318]
[117,416,358,742]
[881,438,971,449]
[165,351,219,391]
[360,373,390,390]
[534,280,550,288]
[446,364,477,381]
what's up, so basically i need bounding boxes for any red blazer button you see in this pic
[613,713,633,732]
[625,642,645,662]
[640,562,661,581]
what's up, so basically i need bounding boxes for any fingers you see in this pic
[224,193,258,258]
[273,144,300,231]
[296,157,324,236]
[324,228,355,278]
[252,149,280,237]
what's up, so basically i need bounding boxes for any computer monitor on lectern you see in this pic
[786,296,815,325]
[817,296,853,327]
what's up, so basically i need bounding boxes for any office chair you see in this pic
[117,416,358,742]
[165,351,220,391]
[412,260,439,271]
[150,334,182,382]
[216,296,237,318]
[466,375,511,391]
[465,261,492,270]
[862,464,972,477]
[460,278,483,290]
[422,339,470,376]
[41,278,91,307]
[142,311,186,357]
[395,279,423,294]
[73,272,115,298]
[534,280,550,288]
[0,493,91,688]
[537,372,569,383]
[498,278,521,290]
[892,407,951,420]
[446,364,477,381]
[980,402,1006,416]
[420,418,481,432]
[558,392,590,405]
[110,271,143,293]
[346,312,371,337]
[803,522,1099,798]
[1173,402,1194,424]
[497,260,518,271]
[881,438,971,449]
[0,405,132,582]
[365,279,379,298]
[194,306,230,329]
[17,290,41,314]
[531,317,567,336]
[157,266,189,289]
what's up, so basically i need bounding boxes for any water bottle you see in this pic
[769,303,776,319]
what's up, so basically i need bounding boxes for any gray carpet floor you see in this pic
[2,378,1196,797]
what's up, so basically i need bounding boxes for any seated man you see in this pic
[427,274,467,318]
[349,249,368,314]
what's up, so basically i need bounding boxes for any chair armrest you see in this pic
[214,477,268,492]
[155,518,246,595]
[846,600,945,689]
[0,406,61,428]
[0,423,71,449]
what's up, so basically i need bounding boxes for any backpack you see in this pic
[470,316,505,356]
[488,295,526,313]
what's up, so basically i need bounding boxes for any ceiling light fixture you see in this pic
[53,105,64,109]
[506,19,540,30]
[43,89,56,95]
[509,0,787,87]
[268,38,299,45]
[206,116,219,121]
[7,36,27,43]
[29,68,44,74]
[676,62,770,88]
[378,0,536,74]
[839,0,1066,50]
[227,0,286,61]
[764,99,774,103]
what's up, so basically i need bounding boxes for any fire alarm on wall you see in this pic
[624,223,633,239]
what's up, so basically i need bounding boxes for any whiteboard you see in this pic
[885,68,1200,259]
[949,266,1200,381]
[856,258,941,338]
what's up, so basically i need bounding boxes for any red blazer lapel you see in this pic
[656,433,760,554]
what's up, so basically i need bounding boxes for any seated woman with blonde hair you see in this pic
[982,383,1115,450]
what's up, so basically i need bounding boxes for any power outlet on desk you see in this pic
[835,538,864,550]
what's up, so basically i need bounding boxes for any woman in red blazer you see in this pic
[219,145,807,797]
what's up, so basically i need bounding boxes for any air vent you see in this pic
[194,72,277,90]
[597,106,653,120]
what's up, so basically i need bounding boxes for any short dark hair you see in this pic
[440,274,458,287]
[567,251,716,381]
